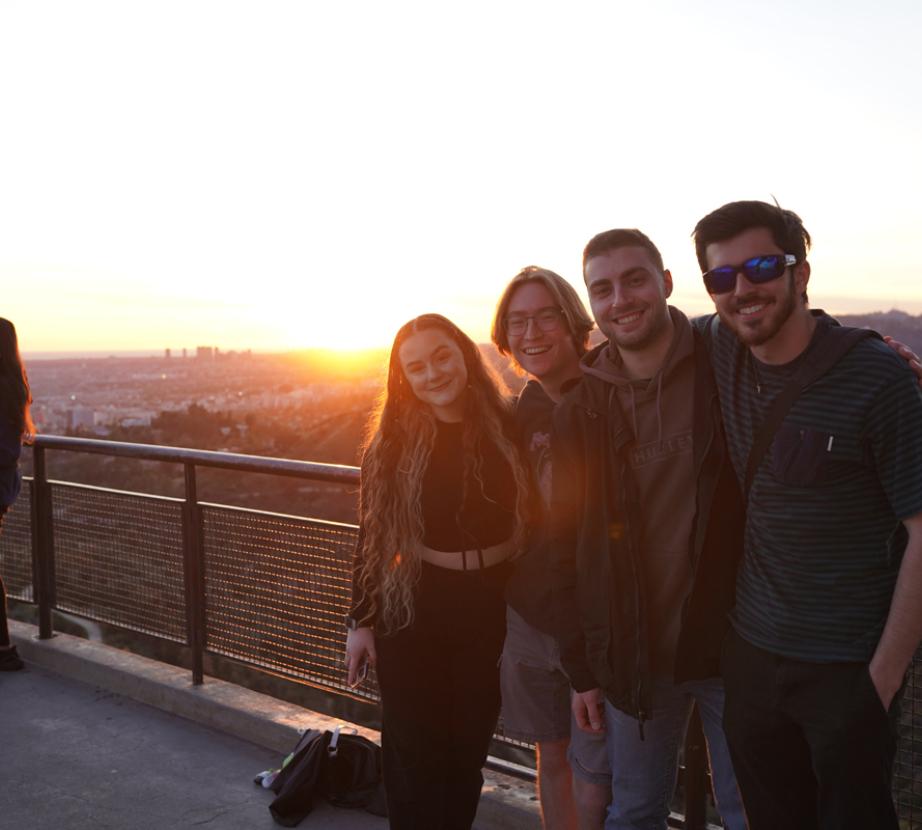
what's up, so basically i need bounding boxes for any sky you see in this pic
[1,0,920,353]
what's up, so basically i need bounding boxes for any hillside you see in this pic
[837,310,922,353]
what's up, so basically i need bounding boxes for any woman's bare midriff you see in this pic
[418,538,515,570]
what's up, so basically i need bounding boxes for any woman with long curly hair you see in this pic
[0,318,35,671]
[344,313,533,829]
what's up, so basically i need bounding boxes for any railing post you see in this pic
[181,462,206,685]
[30,445,56,639]
[683,705,708,829]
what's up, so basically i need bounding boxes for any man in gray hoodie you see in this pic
[551,229,746,830]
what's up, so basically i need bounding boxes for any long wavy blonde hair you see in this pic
[357,314,533,635]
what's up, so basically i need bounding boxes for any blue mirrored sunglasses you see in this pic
[702,254,797,295]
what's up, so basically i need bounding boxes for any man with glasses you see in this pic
[550,230,747,830]
[492,266,611,830]
[692,200,922,829]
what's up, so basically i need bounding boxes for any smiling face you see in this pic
[398,328,469,421]
[584,246,673,352]
[704,226,809,349]
[504,280,581,387]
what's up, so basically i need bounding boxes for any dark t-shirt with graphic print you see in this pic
[700,311,922,662]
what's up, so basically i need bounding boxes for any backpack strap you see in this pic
[743,326,880,499]
[709,312,720,346]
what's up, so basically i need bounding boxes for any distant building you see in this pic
[67,407,96,431]
[121,415,153,428]
[196,346,215,360]
[182,348,187,359]
[165,348,172,359]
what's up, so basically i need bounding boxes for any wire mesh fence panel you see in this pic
[0,480,33,602]
[50,483,187,641]
[200,504,539,755]
[895,651,922,828]
[202,505,375,698]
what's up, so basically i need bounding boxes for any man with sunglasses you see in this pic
[692,200,922,829]
[550,229,747,830]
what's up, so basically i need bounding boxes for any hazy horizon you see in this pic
[21,303,922,359]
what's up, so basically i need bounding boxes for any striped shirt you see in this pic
[701,312,922,662]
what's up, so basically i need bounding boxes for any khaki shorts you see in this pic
[500,607,610,785]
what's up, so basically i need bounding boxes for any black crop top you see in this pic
[420,420,516,551]
[348,420,517,626]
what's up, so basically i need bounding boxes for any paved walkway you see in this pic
[0,664,387,830]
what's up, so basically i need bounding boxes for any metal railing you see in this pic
[22,435,361,694]
[2,435,919,828]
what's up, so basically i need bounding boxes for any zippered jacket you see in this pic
[550,325,743,721]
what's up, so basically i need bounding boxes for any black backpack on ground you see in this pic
[256,727,386,826]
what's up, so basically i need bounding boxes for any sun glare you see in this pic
[294,347,389,378]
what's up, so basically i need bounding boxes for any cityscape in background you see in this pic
[31,346,372,445]
[24,348,382,523]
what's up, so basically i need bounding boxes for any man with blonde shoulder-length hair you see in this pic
[492,266,611,830]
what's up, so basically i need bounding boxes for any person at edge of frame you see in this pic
[691,199,922,830]
[490,266,611,830]
[549,229,748,830]
[0,318,35,672]
[343,313,536,830]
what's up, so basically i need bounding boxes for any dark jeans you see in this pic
[721,629,900,830]
[375,560,509,830]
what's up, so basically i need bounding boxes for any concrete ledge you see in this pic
[10,620,540,829]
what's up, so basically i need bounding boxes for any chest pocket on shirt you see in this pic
[771,422,836,486]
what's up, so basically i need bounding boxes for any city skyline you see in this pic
[2,1,920,352]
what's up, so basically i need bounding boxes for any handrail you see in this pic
[29,435,359,683]
[33,435,361,485]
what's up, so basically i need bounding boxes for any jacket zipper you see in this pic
[585,399,648,738]
[692,394,719,566]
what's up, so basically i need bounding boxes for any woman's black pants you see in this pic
[374,561,509,830]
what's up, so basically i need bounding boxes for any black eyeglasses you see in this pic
[702,254,797,295]
[503,307,564,336]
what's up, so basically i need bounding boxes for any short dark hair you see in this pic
[692,200,811,272]
[582,228,665,277]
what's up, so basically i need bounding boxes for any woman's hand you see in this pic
[345,626,377,687]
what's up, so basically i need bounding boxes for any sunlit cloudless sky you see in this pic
[1,0,920,352]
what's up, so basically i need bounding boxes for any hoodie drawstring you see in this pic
[619,377,663,448]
